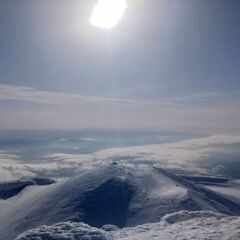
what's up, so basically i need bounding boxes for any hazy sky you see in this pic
[0,0,240,131]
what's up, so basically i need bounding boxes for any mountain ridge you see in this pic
[0,164,240,240]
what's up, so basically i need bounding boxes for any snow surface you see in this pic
[1,165,240,240]
[16,222,111,240]
[179,175,240,203]
[0,178,55,199]
[16,210,240,240]
[205,180,240,202]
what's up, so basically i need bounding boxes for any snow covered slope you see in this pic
[205,180,240,202]
[16,211,240,240]
[0,165,240,240]
[180,175,240,202]
[0,178,56,199]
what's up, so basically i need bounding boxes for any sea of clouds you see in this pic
[1,134,240,181]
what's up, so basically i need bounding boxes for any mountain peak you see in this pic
[0,164,240,240]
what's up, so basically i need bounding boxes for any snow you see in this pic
[0,165,240,240]
[16,211,240,240]
[16,222,112,240]
[0,178,55,199]
[178,175,240,203]
[205,180,240,202]
[115,211,240,240]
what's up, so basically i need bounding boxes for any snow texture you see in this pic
[0,178,56,199]
[205,180,240,202]
[16,222,112,240]
[1,165,240,240]
[16,211,240,240]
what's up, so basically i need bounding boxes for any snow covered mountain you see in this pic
[0,178,56,200]
[16,210,240,240]
[0,164,240,240]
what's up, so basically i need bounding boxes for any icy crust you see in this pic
[16,222,112,240]
[16,211,240,240]
[116,210,240,240]
[161,209,226,223]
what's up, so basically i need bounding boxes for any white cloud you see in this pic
[1,84,240,130]
[1,135,240,181]
[0,83,171,106]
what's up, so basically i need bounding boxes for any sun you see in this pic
[90,0,128,29]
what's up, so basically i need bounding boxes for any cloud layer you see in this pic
[1,135,240,181]
[0,83,171,106]
[1,84,240,131]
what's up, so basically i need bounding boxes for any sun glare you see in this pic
[90,0,128,29]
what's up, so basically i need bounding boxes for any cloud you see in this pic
[171,91,240,102]
[1,84,240,130]
[1,135,240,181]
[0,84,171,106]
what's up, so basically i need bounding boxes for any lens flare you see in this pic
[90,0,127,29]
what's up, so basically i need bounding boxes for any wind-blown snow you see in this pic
[0,178,55,199]
[16,211,240,240]
[205,180,240,202]
[1,165,240,240]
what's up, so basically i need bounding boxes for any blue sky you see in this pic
[0,0,240,131]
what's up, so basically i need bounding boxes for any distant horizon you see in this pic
[1,127,240,136]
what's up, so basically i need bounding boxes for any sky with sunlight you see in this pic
[0,0,240,132]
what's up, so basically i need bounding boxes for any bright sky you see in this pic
[0,0,240,131]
